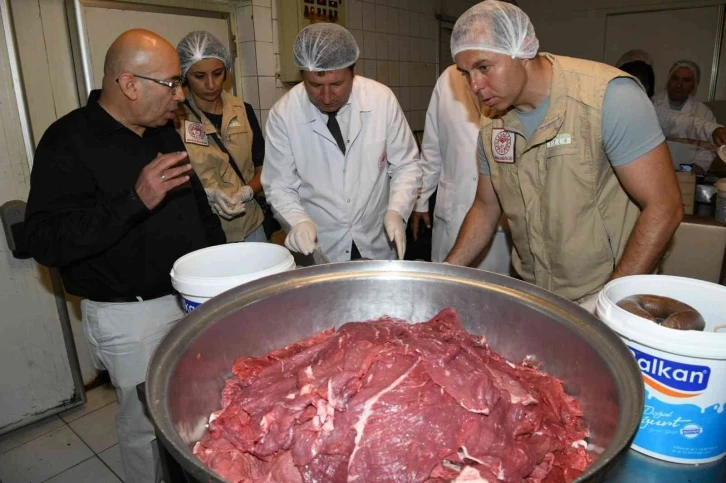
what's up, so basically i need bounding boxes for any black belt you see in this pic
[92,291,175,303]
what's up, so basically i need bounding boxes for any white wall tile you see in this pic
[399,61,410,86]
[377,60,389,85]
[408,11,419,38]
[409,62,420,86]
[375,0,387,5]
[347,0,363,30]
[409,38,420,62]
[387,34,399,61]
[258,76,277,109]
[237,5,254,43]
[375,4,387,33]
[242,76,260,109]
[363,30,377,59]
[398,7,409,36]
[376,32,388,59]
[418,0,433,15]
[391,86,400,102]
[398,87,410,110]
[350,29,364,58]
[356,59,366,76]
[365,59,377,80]
[255,41,275,76]
[252,0,271,6]
[388,62,400,86]
[362,2,376,32]
[399,36,410,62]
[272,20,279,54]
[252,6,273,43]
[384,6,396,34]
[387,0,399,7]
[240,41,257,76]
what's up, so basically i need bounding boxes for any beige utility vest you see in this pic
[178,89,264,242]
[481,54,641,301]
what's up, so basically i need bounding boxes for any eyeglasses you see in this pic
[116,74,183,94]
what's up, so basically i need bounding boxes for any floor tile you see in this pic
[59,385,117,424]
[43,456,121,483]
[0,426,93,483]
[98,444,124,482]
[0,416,66,455]
[67,402,118,453]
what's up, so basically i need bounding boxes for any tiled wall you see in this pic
[236,0,480,135]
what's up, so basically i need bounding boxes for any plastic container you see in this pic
[716,178,726,223]
[597,275,726,464]
[170,243,295,313]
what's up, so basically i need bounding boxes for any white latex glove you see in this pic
[384,210,406,260]
[284,220,317,255]
[239,185,255,203]
[205,188,245,220]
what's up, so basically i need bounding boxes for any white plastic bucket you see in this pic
[596,275,726,464]
[170,243,295,313]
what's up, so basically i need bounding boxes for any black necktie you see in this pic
[327,112,346,154]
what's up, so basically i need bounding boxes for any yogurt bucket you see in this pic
[597,275,726,464]
[171,243,295,313]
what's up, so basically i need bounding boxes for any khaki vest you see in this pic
[178,89,264,242]
[481,53,641,301]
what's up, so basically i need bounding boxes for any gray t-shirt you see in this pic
[478,77,665,175]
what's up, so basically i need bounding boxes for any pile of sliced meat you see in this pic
[193,308,591,482]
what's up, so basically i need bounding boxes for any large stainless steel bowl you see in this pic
[147,261,643,482]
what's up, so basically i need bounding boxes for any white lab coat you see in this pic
[262,76,421,262]
[653,91,718,171]
[417,66,511,273]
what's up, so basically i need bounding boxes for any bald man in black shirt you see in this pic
[25,29,224,483]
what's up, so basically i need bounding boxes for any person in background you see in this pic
[262,23,421,261]
[411,65,511,272]
[616,51,726,147]
[445,1,683,313]
[24,29,225,483]
[653,60,718,175]
[176,31,267,242]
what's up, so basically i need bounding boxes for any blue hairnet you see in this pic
[293,23,359,72]
[177,31,233,78]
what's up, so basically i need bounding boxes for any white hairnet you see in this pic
[177,31,232,78]
[668,59,701,87]
[450,1,539,60]
[616,49,652,68]
[293,23,359,71]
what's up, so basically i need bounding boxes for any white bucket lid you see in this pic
[597,275,726,359]
[170,243,295,298]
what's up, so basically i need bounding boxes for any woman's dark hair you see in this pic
[619,61,655,98]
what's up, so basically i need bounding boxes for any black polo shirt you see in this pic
[25,91,225,301]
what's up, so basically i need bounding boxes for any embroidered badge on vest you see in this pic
[492,129,515,164]
[546,133,572,148]
[184,120,209,146]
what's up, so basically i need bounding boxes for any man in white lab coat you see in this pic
[412,65,511,272]
[262,24,421,261]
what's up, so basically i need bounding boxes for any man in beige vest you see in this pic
[444,1,683,311]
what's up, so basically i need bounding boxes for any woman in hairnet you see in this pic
[615,52,726,147]
[261,23,420,262]
[176,30,267,242]
[444,1,682,312]
[652,60,718,175]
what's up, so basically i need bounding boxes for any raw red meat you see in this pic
[193,308,591,482]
